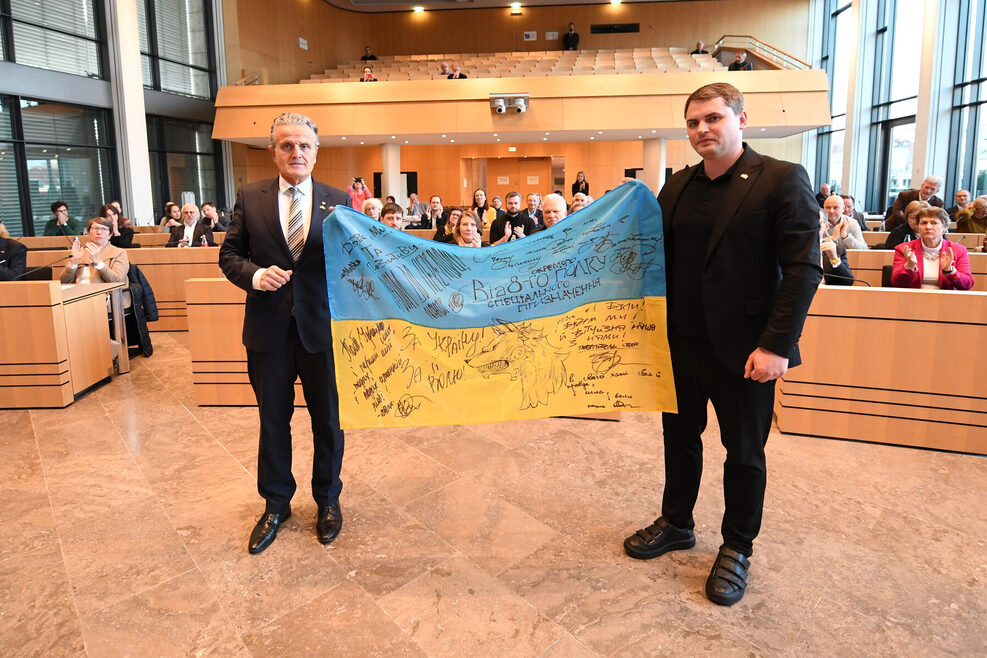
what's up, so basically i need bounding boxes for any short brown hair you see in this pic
[904,200,931,221]
[87,217,112,232]
[684,82,745,118]
[381,202,403,218]
[916,207,948,226]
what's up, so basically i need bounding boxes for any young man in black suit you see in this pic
[623,83,822,605]
[219,112,348,554]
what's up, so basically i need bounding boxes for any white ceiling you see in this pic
[324,0,702,13]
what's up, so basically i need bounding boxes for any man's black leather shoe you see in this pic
[623,516,696,559]
[316,503,342,545]
[248,509,290,555]
[705,544,751,606]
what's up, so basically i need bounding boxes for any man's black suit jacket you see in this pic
[219,177,349,354]
[658,145,822,374]
[0,236,27,280]
[823,244,855,285]
[167,220,215,247]
[884,189,944,231]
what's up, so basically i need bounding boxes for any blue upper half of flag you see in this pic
[324,179,665,329]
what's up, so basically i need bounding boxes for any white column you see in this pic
[840,0,862,194]
[641,138,667,195]
[381,143,401,200]
[106,0,154,226]
[910,0,942,187]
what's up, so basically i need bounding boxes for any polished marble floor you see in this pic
[1,332,984,657]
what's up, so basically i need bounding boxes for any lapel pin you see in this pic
[319,201,327,210]
[740,173,749,180]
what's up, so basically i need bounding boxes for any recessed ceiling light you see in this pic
[590,136,595,140]
[638,135,642,139]
[391,135,396,139]
[413,5,424,13]
[450,139,455,142]
[404,140,409,143]
[493,133,498,137]
[360,141,364,144]
[597,131,603,134]
[441,134,446,138]
[545,132,550,135]
[496,138,500,142]
[651,129,657,133]
[761,127,766,131]
[543,137,547,141]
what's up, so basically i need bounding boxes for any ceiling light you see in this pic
[598,131,603,134]
[404,140,409,143]
[493,133,498,137]
[543,137,548,141]
[341,137,346,140]
[360,141,364,144]
[441,134,446,138]
[590,136,595,140]
[611,0,621,5]
[391,135,396,139]
[545,132,550,135]
[413,5,424,13]
[496,138,500,142]
[651,129,657,133]
[508,146,517,152]
[510,2,521,14]
[450,139,455,142]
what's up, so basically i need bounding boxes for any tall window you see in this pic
[147,116,222,217]
[947,0,987,198]
[868,0,922,211]
[137,0,215,99]
[816,1,853,194]
[0,0,105,78]
[0,95,116,237]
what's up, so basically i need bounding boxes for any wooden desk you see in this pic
[862,232,985,249]
[775,287,987,454]
[26,247,224,331]
[18,232,225,250]
[186,278,306,406]
[846,250,987,290]
[0,281,123,408]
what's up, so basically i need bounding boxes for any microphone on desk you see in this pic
[11,253,73,280]
[823,272,872,287]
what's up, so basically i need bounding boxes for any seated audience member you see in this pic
[202,201,229,232]
[110,201,131,229]
[891,207,973,290]
[535,193,567,232]
[955,197,987,234]
[818,215,855,285]
[438,62,451,76]
[0,234,27,280]
[379,203,404,229]
[884,200,929,249]
[423,195,447,230]
[167,204,216,247]
[361,46,377,61]
[471,189,498,228]
[44,200,84,236]
[885,176,944,231]
[406,192,427,220]
[362,197,383,220]
[814,183,830,208]
[447,64,467,79]
[522,193,544,228]
[569,199,586,214]
[491,195,504,212]
[822,195,867,250]
[361,66,377,82]
[454,211,485,247]
[0,220,9,238]
[61,217,130,284]
[572,191,589,208]
[563,23,579,51]
[946,190,971,222]
[840,194,867,230]
[433,207,462,243]
[490,192,535,244]
[690,41,708,55]
[572,171,589,197]
[347,177,373,209]
[728,51,753,71]
[159,201,182,231]
[100,203,134,249]
[385,195,396,204]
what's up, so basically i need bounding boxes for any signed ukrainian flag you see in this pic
[324,179,676,429]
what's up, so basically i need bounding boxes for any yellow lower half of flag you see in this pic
[332,297,677,429]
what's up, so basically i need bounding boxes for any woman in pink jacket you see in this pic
[891,207,974,290]
[346,177,373,210]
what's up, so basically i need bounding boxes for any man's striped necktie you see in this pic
[287,186,305,262]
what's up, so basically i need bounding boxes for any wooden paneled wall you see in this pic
[225,0,810,86]
[231,133,804,205]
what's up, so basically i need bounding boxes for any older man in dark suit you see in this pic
[0,235,27,280]
[219,112,348,554]
[623,83,821,606]
[166,204,216,247]
[884,176,944,231]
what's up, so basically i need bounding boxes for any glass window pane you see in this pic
[141,55,153,87]
[155,0,209,68]
[137,0,151,53]
[0,98,13,138]
[889,0,921,101]
[149,154,165,220]
[886,122,915,208]
[12,22,100,78]
[10,0,98,40]
[159,60,211,98]
[26,145,115,233]
[165,152,215,208]
[163,119,214,153]
[888,97,918,120]
[975,109,987,197]
[828,129,845,193]
[0,143,23,237]
[20,100,110,147]
[831,8,852,117]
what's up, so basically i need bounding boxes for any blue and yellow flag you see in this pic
[324,180,676,429]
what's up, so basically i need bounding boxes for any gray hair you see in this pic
[923,175,943,190]
[269,112,319,147]
[542,193,567,211]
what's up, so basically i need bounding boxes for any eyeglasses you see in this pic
[89,226,111,234]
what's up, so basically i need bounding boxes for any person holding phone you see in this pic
[346,177,373,210]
